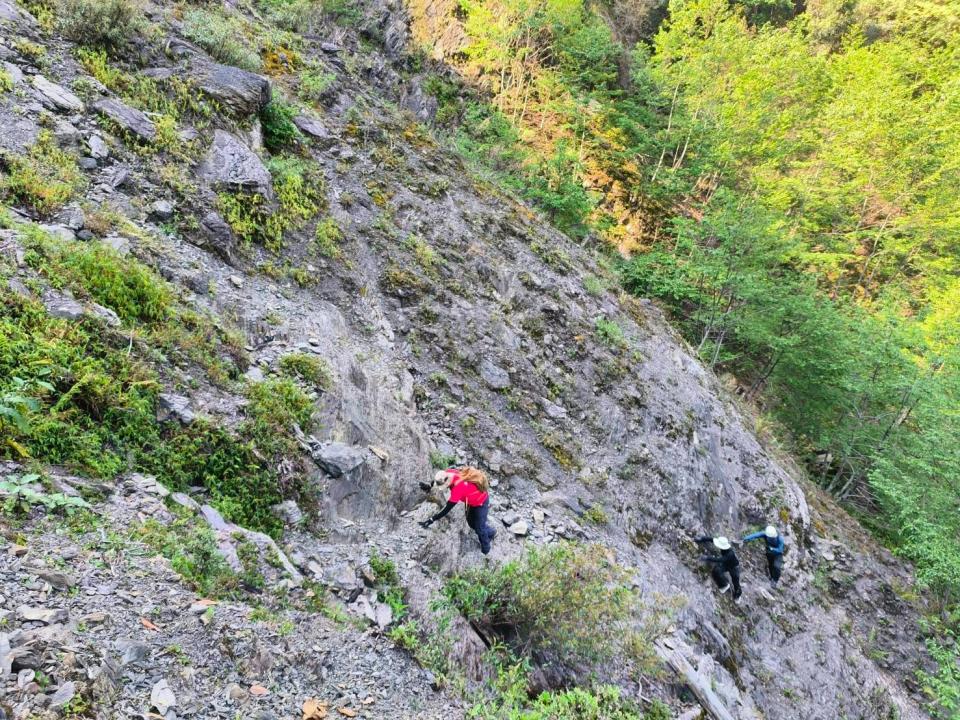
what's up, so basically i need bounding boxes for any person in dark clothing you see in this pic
[695,535,742,601]
[743,525,785,588]
[419,467,497,555]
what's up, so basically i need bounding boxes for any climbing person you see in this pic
[743,524,785,588]
[695,535,742,602]
[419,467,497,555]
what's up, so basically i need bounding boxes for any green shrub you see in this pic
[244,378,314,463]
[59,0,140,54]
[443,543,638,673]
[595,318,626,348]
[220,156,324,252]
[137,512,240,597]
[259,0,323,33]
[0,69,12,93]
[279,352,332,390]
[1,131,84,217]
[313,216,343,258]
[321,0,361,25]
[298,67,336,103]
[182,9,261,72]
[260,99,302,152]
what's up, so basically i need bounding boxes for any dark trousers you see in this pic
[767,553,783,582]
[466,498,494,553]
[711,564,742,599]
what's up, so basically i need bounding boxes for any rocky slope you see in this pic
[0,0,936,718]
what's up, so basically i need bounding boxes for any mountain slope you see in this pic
[0,0,936,717]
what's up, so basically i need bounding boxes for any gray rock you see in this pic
[49,681,75,708]
[194,62,271,117]
[53,120,80,146]
[157,393,195,425]
[87,134,109,160]
[310,442,367,478]
[501,511,520,527]
[102,234,129,255]
[36,570,76,589]
[31,76,84,113]
[39,224,75,242]
[57,206,85,231]
[272,500,304,526]
[198,210,236,262]
[117,639,151,666]
[17,606,68,624]
[400,78,439,124]
[150,679,176,715]
[170,492,200,511]
[129,473,170,497]
[324,564,363,602]
[2,61,23,86]
[293,115,336,146]
[198,130,273,199]
[79,157,98,170]
[480,359,511,390]
[508,520,529,536]
[43,293,86,322]
[149,200,174,221]
[92,98,156,142]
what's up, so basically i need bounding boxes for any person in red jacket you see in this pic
[419,467,497,554]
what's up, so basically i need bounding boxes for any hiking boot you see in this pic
[489,528,497,542]
[733,593,742,604]
[718,584,730,594]
[770,579,778,589]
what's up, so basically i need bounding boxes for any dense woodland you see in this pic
[417,0,960,708]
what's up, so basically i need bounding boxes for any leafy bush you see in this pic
[595,318,626,349]
[182,9,261,72]
[259,0,323,33]
[443,543,638,673]
[279,352,332,390]
[137,512,240,597]
[321,0,361,25]
[0,472,90,515]
[299,67,336,103]
[313,217,343,258]
[1,131,84,216]
[59,0,140,54]
[244,378,314,464]
[260,100,302,152]
[220,156,324,252]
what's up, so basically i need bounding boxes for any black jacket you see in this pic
[695,537,740,572]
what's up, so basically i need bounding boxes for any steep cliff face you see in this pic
[0,0,935,717]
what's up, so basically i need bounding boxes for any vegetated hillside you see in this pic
[0,0,942,719]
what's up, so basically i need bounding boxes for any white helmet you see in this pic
[765,525,778,538]
[434,470,448,483]
[713,536,731,551]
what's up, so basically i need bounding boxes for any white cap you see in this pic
[765,525,778,538]
[713,536,731,550]
[434,470,448,483]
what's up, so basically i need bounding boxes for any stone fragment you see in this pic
[508,520,529,536]
[53,120,80,146]
[198,130,273,199]
[293,115,336,146]
[149,199,174,221]
[194,62,271,116]
[92,98,156,142]
[116,639,151,666]
[150,679,176,715]
[17,605,68,624]
[49,681,76,708]
[87,134,109,159]
[480,359,511,390]
[156,394,195,425]
[2,61,23,86]
[309,442,366,479]
[32,75,84,112]
[272,500,304,526]
[198,210,236,262]
[36,570,76,589]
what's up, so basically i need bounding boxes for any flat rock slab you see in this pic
[309,441,367,479]
[480,359,511,390]
[92,99,156,142]
[198,130,273,199]
[17,606,68,624]
[194,62,271,117]
[293,115,336,146]
[32,76,84,113]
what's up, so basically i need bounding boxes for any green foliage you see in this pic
[0,472,91,515]
[403,233,439,273]
[443,543,638,672]
[182,9,262,72]
[429,450,456,469]
[260,99,302,152]
[299,67,336,103]
[58,0,140,54]
[258,0,323,32]
[0,69,12,93]
[1,131,84,216]
[220,156,324,252]
[279,352,332,390]
[137,512,240,597]
[243,378,315,462]
[594,318,626,349]
[918,623,960,718]
[321,0,361,25]
[369,550,406,622]
[313,216,343,258]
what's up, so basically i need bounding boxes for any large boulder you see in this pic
[309,442,367,479]
[197,210,237,263]
[193,62,271,117]
[92,99,156,142]
[197,130,273,199]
